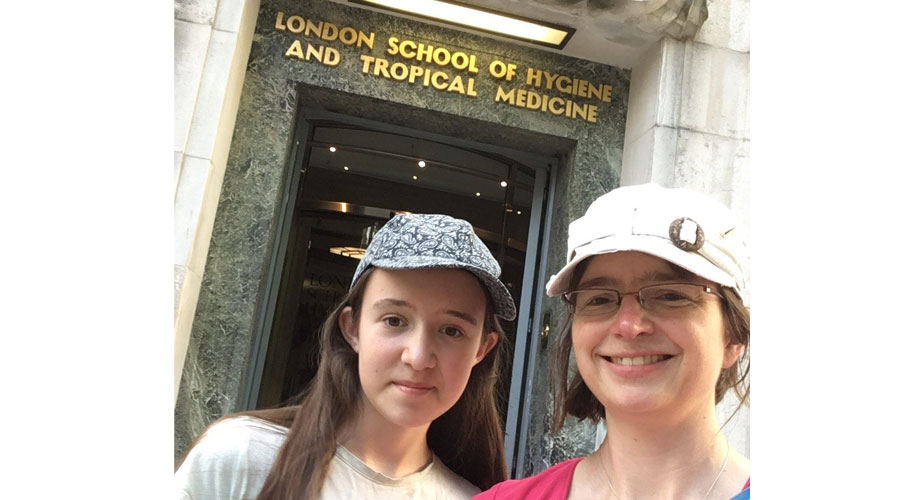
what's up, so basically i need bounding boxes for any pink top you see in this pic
[471,458,582,500]
[472,458,751,500]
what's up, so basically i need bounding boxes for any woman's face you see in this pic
[339,268,498,430]
[570,251,743,418]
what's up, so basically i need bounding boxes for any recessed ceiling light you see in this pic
[475,192,481,197]
[350,0,574,48]
[500,180,508,187]
[418,160,426,168]
[412,175,418,180]
[329,146,336,152]
[516,210,522,215]
[343,166,349,171]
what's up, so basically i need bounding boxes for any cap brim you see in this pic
[545,234,736,296]
[369,257,517,321]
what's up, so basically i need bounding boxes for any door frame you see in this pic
[241,105,559,478]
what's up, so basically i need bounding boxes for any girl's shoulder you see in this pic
[174,416,289,500]
[471,458,584,500]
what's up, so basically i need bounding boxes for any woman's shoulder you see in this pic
[175,416,290,500]
[471,458,585,500]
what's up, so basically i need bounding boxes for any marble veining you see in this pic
[175,0,630,469]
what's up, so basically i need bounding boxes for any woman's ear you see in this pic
[474,331,499,364]
[339,306,359,352]
[721,342,745,369]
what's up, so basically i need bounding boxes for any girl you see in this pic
[175,213,516,500]
[474,183,751,499]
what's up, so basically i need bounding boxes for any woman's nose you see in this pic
[610,294,653,338]
[401,328,437,370]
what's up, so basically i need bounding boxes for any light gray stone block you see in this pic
[623,40,663,146]
[214,0,249,33]
[175,20,211,151]
[175,150,184,190]
[679,42,749,139]
[656,38,685,129]
[184,29,239,160]
[175,0,217,25]
[695,0,750,53]
[174,155,211,267]
[672,128,739,205]
[175,263,187,315]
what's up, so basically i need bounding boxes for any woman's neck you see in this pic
[339,404,432,478]
[574,404,745,500]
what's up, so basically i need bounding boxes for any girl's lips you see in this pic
[393,381,435,394]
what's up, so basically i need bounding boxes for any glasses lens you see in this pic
[569,289,619,316]
[640,284,703,312]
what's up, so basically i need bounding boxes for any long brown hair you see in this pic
[550,259,750,432]
[179,267,509,499]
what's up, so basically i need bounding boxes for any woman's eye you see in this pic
[649,289,693,304]
[439,326,463,338]
[383,316,405,327]
[585,293,615,306]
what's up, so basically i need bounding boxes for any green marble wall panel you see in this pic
[175,0,630,470]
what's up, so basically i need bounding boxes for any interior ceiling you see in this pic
[332,0,708,69]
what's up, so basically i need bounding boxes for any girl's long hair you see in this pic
[178,267,508,499]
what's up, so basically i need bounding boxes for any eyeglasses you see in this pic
[562,283,723,317]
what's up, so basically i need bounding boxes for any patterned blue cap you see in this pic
[351,213,516,321]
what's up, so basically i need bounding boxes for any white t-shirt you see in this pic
[175,416,481,500]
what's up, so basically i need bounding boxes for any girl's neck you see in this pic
[339,404,432,478]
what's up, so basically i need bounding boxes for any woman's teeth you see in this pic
[610,355,669,366]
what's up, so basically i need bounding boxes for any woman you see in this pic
[474,183,750,499]
[175,213,515,500]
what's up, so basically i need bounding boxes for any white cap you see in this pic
[545,183,750,307]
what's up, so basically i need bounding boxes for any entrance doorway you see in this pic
[247,108,552,474]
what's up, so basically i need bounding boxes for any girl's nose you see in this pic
[610,294,653,339]
[401,328,437,370]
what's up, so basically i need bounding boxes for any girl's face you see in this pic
[339,268,498,430]
[570,251,743,419]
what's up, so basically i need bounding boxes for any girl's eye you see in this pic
[439,326,463,338]
[383,316,405,328]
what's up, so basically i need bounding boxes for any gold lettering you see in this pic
[373,58,390,78]
[357,31,374,50]
[495,86,515,103]
[548,97,565,115]
[285,40,305,59]
[390,62,409,80]
[466,78,477,97]
[321,22,338,41]
[447,75,465,94]
[571,101,589,120]
[275,12,286,31]
[602,85,612,102]
[451,51,468,71]
[587,82,602,101]
[544,71,559,91]
[515,89,526,107]
[577,79,588,98]
[286,15,304,34]
[432,71,449,90]
[416,43,433,63]
[526,91,542,110]
[305,44,324,63]
[557,76,572,94]
[433,48,451,66]
[360,54,375,73]
[586,105,598,122]
[399,40,417,59]
[526,67,541,87]
[409,65,425,83]
[386,36,400,56]
[305,20,323,38]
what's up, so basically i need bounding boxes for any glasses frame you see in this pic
[562,282,724,317]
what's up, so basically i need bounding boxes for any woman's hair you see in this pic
[179,266,509,499]
[550,259,750,433]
